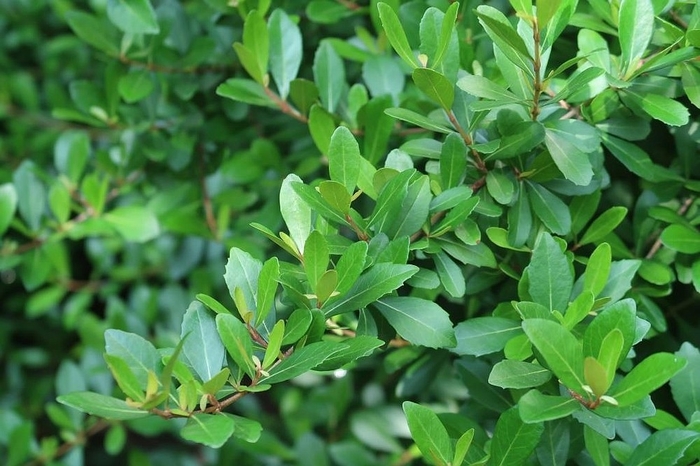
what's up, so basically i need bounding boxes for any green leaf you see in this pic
[233,43,266,85]
[268,9,301,98]
[508,185,533,248]
[528,233,573,312]
[456,74,523,103]
[526,182,571,235]
[216,78,275,107]
[596,329,624,390]
[381,174,432,239]
[290,79,319,116]
[65,11,120,56]
[291,182,349,227]
[609,352,687,406]
[488,360,552,389]
[490,121,545,160]
[403,402,453,466]
[319,181,352,214]
[261,341,344,384]
[280,174,312,253]
[432,2,459,68]
[57,392,149,420]
[433,251,465,298]
[362,56,405,101]
[106,0,159,34]
[313,40,345,112]
[660,224,700,254]
[304,231,329,293]
[624,429,699,466]
[384,107,452,133]
[374,296,456,349]
[518,390,581,423]
[536,0,562,27]
[328,126,361,194]
[452,428,474,466]
[583,243,612,297]
[584,356,611,397]
[335,241,368,294]
[0,183,17,236]
[13,161,45,232]
[543,123,595,186]
[440,133,467,189]
[224,247,262,313]
[282,308,313,345]
[104,329,160,386]
[255,258,279,326]
[618,0,653,75]
[681,63,700,109]
[475,6,533,78]
[363,96,395,165]
[104,205,160,243]
[181,413,235,448]
[377,3,420,68]
[118,70,154,103]
[314,336,384,371]
[599,260,641,303]
[452,317,522,356]
[601,134,682,182]
[486,170,516,205]
[522,319,586,393]
[181,302,225,382]
[489,407,544,466]
[670,342,700,422]
[308,104,336,155]
[584,425,610,466]
[578,207,627,246]
[216,314,256,379]
[412,68,454,110]
[104,354,145,402]
[262,320,284,370]
[550,67,605,102]
[54,131,90,183]
[623,90,690,126]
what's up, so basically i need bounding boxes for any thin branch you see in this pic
[263,87,308,123]
[530,18,543,121]
[645,196,695,259]
[25,419,111,466]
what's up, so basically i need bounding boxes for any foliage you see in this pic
[3,0,700,464]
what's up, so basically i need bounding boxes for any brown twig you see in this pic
[263,87,308,123]
[645,196,695,259]
[531,18,543,121]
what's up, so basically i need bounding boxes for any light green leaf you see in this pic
[13,160,45,232]
[224,247,262,313]
[403,402,453,466]
[584,356,610,397]
[280,174,312,253]
[282,308,313,346]
[452,317,522,356]
[536,0,562,27]
[582,243,611,299]
[609,353,687,406]
[104,329,160,386]
[268,9,301,99]
[660,224,700,254]
[375,296,456,349]
[456,74,523,102]
[261,341,344,384]
[518,390,581,423]
[0,183,17,236]
[522,319,586,393]
[584,425,610,466]
[335,241,368,294]
[582,299,636,368]
[328,126,361,194]
[262,320,284,370]
[508,185,532,248]
[526,182,571,235]
[527,233,573,312]
[104,205,160,243]
[181,413,235,448]
[318,181,351,214]
[475,6,533,78]
[314,336,383,371]
[488,360,552,389]
[486,170,516,205]
[255,257,279,326]
[624,91,689,126]
[216,314,256,379]
[308,104,336,154]
[65,11,120,56]
[181,302,225,382]
[118,70,154,103]
[106,0,159,34]
[432,2,459,68]
[597,328,624,389]
[412,68,454,110]
[579,207,628,246]
[384,107,452,133]
[324,264,418,317]
[544,125,595,186]
[490,407,544,466]
[57,392,149,420]
[440,133,467,189]
[304,231,329,293]
[377,2,420,68]
[681,63,700,109]
[313,40,345,112]
[670,342,700,422]
[54,131,90,183]
[216,78,275,107]
[618,0,653,75]
[104,354,145,402]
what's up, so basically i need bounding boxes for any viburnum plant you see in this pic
[2,0,700,464]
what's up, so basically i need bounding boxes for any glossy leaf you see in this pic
[526,182,571,235]
[261,341,344,384]
[488,360,551,389]
[280,174,312,253]
[609,353,687,406]
[624,429,699,466]
[181,302,225,382]
[313,41,345,112]
[660,224,700,254]
[439,132,467,189]
[377,3,420,68]
[618,0,654,75]
[489,407,544,465]
[528,233,573,312]
[304,231,329,293]
[475,6,533,77]
[375,296,456,349]
[268,9,302,98]
[579,207,628,246]
[314,336,383,371]
[403,402,453,466]
[519,390,580,423]
[412,68,454,110]
[255,257,279,326]
[181,413,235,448]
[328,126,361,194]
[583,243,612,297]
[433,251,465,298]
[216,314,256,379]
[104,329,160,386]
[452,317,522,356]
[224,247,262,313]
[57,392,149,420]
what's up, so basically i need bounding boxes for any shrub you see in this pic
[2,0,700,464]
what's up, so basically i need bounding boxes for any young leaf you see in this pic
[328,126,361,194]
[582,299,636,368]
[488,360,552,389]
[583,243,612,297]
[597,328,624,387]
[318,181,352,214]
[224,247,262,312]
[527,233,573,312]
[57,392,149,420]
[582,207,628,248]
[412,68,454,110]
[291,181,349,227]
[403,402,453,466]
[282,308,313,346]
[268,9,302,99]
[280,174,313,253]
[181,413,235,448]
[104,354,145,402]
[519,391,580,423]
[262,320,285,370]
[609,353,687,406]
[377,3,420,68]
[489,407,544,465]
[304,231,329,293]
[452,428,474,466]
[216,314,256,379]
[584,356,611,397]
[562,291,595,330]
[374,296,456,349]
[522,319,586,394]
[255,257,279,326]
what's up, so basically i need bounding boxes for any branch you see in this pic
[645,196,695,259]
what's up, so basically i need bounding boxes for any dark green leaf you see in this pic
[624,429,699,466]
[305,231,329,292]
[526,182,571,235]
[412,68,454,110]
[0,183,18,236]
[527,233,573,312]
[489,407,544,466]
[475,6,533,77]
[440,132,467,190]
[118,70,154,103]
[65,11,120,56]
[375,296,456,348]
[308,104,336,154]
[623,90,689,126]
[601,134,682,182]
